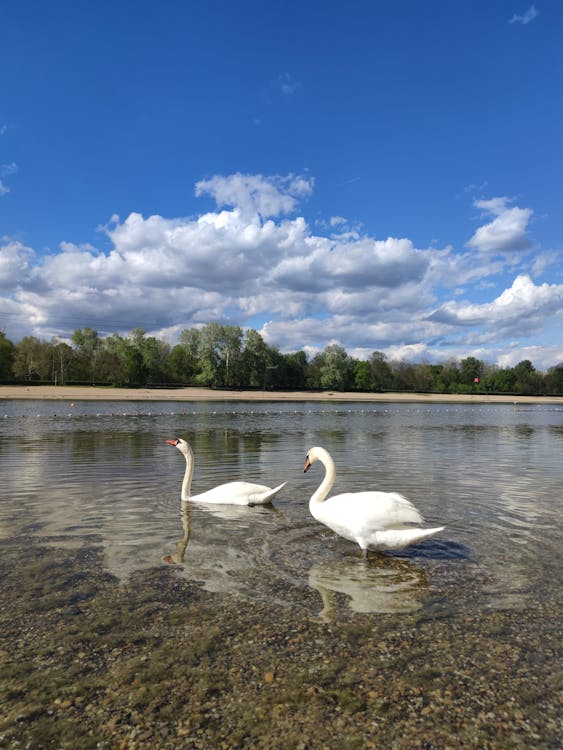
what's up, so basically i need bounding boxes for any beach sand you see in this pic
[1,384,562,404]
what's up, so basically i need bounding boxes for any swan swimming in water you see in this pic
[304,446,444,556]
[167,437,286,505]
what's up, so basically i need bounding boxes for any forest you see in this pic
[1,324,563,396]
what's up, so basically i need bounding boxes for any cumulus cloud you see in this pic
[0,239,35,290]
[195,173,314,219]
[1,174,560,368]
[509,5,538,25]
[428,275,563,340]
[466,197,534,254]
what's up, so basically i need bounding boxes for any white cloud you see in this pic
[195,173,313,219]
[509,5,538,25]
[330,216,347,227]
[532,250,560,276]
[0,239,35,290]
[1,174,561,368]
[429,274,563,340]
[466,197,534,254]
[498,345,563,370]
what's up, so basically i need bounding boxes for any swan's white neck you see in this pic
[309,447,336,506]
[180,444,195,501]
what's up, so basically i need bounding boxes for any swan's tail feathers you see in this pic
[422,525,445,538]
[252,481,287,505]
[370,525,445,551]
[402,526,445,546]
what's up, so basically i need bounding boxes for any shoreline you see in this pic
[1,384,562,404]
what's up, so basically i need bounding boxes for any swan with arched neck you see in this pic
[167,437,286,505]
[304,446,444,556]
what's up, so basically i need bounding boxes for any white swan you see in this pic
[167,437,287,505]
[304,446,444,556]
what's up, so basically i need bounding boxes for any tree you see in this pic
[459,356,484,387]
[71,327,101,382]
[242,329,271,388]
[132,330,170,384]
[102,334,131,385]
[169,345,193,384]
[354,360,375,391]
[320,344,354,391]
[51,340,74,385]
[485,367,516,393]
[196,323,243,388]
[391,360,415,391]
[281,350,308,389]
[12,336,47,381]
[176,328,201,382]
[513,359,542,395]
[306,353,324,389]
[0,332,15,381]
[545,363,563,395]
[369,351,393,391]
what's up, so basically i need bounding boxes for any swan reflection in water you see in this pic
[308,554,429,622]
[161,498,429,620]
[163,500,192,565]
[162,500,278,568]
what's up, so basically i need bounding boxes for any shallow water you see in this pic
[1,398,561,748]
[1,399,561,618]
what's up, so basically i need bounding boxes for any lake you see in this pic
[0,399,560,748]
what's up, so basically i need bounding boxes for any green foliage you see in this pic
[319,344,354,390]
[1,328,561,394]
[354,360,374,391]
[12,336,50,381]
[370,351,393,391]
[282,350,308,389]
[0,331,16,380]
[71,328,101,382]
[242,329,271,388]
[459,356,483,385]
[545,363,563,395]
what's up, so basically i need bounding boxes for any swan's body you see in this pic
[304,446,444,555]
[167,438,286,505]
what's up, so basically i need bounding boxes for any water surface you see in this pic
[1,398,561,748]
[1,399,560,617]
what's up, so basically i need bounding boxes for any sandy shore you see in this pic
[1,384,562,404]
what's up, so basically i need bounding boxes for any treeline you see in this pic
[1,324,563,395]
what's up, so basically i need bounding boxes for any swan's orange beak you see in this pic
[166,439,179,446]
[304,457,312,473]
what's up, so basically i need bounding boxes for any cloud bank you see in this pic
[1,173,562,369]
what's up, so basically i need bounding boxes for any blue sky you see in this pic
[2,0,563,369]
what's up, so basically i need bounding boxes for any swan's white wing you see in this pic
[313,491,425,536]
[192,480,286,505]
